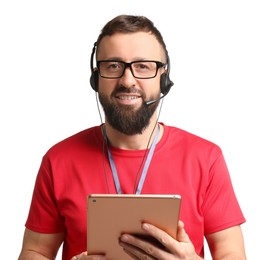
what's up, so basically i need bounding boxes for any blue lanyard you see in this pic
[104,124,160,194]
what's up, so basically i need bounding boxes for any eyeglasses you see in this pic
[96,60,166,79]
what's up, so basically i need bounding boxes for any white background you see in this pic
[1,1,268,259]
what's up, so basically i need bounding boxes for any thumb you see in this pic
[177,220,191,242]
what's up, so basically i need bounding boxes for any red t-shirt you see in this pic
[25,123,245,259]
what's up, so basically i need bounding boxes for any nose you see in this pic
[118,65,136,87]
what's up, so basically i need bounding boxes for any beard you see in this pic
[98,87,159,135]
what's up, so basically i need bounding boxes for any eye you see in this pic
[134,62,151,71]
[106,62,122,71]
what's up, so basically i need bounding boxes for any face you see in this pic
[96,32,166,135]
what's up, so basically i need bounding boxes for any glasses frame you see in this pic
[96,60,166,79]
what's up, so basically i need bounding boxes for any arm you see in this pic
[205,225,246,260]
[19,228,108,260]
[18,228,65,260]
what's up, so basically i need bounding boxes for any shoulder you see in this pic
[44,125,102,158]
[159,123,224,168]
[161,123,222,152]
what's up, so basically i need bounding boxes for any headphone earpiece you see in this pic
[90,70,99,92]
[160,55,174,95]
[90,42,98,92]
[160,73,174,95]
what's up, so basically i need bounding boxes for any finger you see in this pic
[177,220,191,243]
[121,227,174,259]
[71,251,106,260]
[71,251,86,260]
[123,250,140,260]
[121,243,143,260]
[120,237,157,260]
[141,222,191,257]
[142,223,175,249]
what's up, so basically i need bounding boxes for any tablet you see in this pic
[87,194,181,259]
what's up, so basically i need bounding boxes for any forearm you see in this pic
[18,250,54,260]
[18,229,64,260]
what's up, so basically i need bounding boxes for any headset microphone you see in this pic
[144,91,169,106]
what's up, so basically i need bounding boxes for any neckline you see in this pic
[99,123,166,152]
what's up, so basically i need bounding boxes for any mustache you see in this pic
[113,86,143,95]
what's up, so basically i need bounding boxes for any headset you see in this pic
[90,42,174,97]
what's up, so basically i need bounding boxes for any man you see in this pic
[18,15,246,259]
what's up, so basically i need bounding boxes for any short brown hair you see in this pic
[95,14,168,61]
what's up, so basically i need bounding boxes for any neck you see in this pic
[102,121,163,150]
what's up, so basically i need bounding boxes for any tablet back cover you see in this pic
[87,194,181,259]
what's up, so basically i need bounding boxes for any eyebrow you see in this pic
[97,57,156,62]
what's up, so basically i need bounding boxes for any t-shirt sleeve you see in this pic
[25,155,65,233]
[202,151,246,234]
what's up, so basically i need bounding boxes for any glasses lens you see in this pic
[98,61,124,78]
[131,61,157,78]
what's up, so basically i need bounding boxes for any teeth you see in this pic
[118,96,138,100]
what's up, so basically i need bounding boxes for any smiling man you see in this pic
[18,15,246,260]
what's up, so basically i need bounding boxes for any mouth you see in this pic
[116,94,141,100]
[115,93,142,105]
